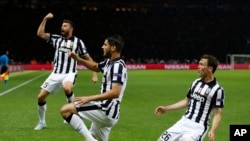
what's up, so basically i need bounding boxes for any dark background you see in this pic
[1,0,250,64]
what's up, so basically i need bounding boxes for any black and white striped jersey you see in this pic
[48,34,88,74]
[184,78,225,127]
[98,57,127,119]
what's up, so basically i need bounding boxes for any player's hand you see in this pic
[92,76,98,83]
[92,72,98,84]
[44,13,54,20]
[68,52,79,60]
[155,106,166,116]
[73,96,90,105]
[208,131,215,141]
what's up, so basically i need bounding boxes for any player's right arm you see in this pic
[37,13,53,41]
[69,52,100,72]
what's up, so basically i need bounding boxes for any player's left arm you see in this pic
[208,108,223,141]
[73,83,122,105]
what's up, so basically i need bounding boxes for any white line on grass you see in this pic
[0,72,48,96]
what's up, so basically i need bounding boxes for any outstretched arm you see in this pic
[155,98,189,116]
[81,53,99,83]
[73,83,122,105]
[70,52,100,72]
[37,13,53,40]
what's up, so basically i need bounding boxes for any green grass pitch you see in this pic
[0,70,249,141]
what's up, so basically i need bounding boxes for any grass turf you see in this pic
[0,70,249,141]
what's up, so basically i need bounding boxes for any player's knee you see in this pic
[63,82,73,93]
[63,86,72,94]
[60,105,68,117]
[37,91,48,102]
[60,103,75,117]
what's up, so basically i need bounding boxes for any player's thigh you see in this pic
[63,73,77,85]
[179,118,205,141]
[179,132,201,141]
[80,108,118,129]
[79,110,115,125]
[41,73,62,93]
[159,130,183,141]
[158,121,185,141]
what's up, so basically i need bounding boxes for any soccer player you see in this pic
[34,13,98,130]
[60,34,127,141]
[0,50,9,86]
[155,54,225,141]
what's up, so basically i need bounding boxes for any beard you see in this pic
[103,50,112,58]
[61,30,69,37]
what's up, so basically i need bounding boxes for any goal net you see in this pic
[226,54,250,69]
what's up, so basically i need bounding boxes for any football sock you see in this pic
[38,102,47,123]
[66,91,74,103]
[68,114,96,141]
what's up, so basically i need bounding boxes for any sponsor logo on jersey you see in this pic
[59,46,72,53]
[191,92,206,102]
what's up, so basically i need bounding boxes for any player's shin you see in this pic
[38,102,47,123]
[67,114,97,141]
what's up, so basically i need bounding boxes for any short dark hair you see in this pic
[63,19,74,29]
[106,34,124,53]
[200,54,218,73]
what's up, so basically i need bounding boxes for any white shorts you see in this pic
[77,102,118,141]
[40,72,77,93]
[159,116,208,141]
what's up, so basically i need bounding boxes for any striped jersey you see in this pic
[184,78,225,127]
[48,34,88,74]
[98,57,127,119]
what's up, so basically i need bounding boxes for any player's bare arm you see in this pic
[73,83,122,105]
[81,53,99,83]
[69,52,100,72]
[155,98,189,116]
[37,13,53,41]
[208,108,222,141]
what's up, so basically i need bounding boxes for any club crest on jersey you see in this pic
[205,88,211,96]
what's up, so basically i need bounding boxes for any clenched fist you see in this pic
[44,13,54,20]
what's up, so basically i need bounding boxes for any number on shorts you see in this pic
[161,131,171,141]
[42,82,49,88]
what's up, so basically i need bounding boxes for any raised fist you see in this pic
[44,13,54,20]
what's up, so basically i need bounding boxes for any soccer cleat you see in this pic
[63,120,68,124]
[34,123,47,130]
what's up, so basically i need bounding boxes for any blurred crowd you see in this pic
[1,2,250,64]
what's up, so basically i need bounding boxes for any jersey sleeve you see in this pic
[186,88,192,99]
[76,39,88,57]
[98,59,108,73]
[110,62,127,85]
[47,34,61,49]
[186,79,199,99]
[214,88,225,108]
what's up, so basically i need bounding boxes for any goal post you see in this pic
[226,54,250,69]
